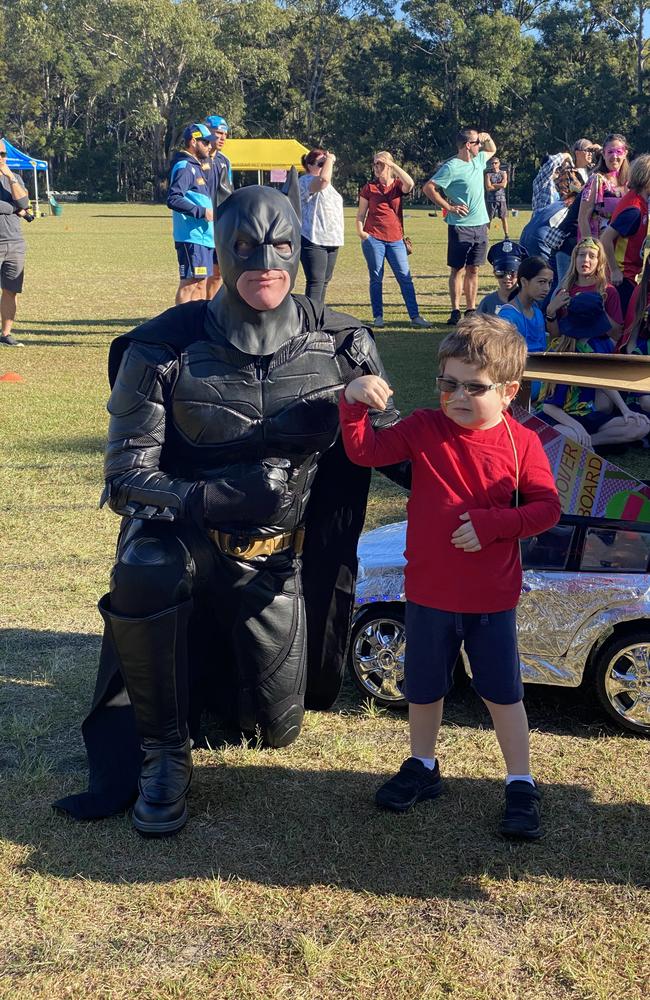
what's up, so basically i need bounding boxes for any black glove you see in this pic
[197,459,294,528]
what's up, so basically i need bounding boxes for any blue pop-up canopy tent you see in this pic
[1,137,51,214]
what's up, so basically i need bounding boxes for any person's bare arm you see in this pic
[356,196,370,239]
[479,132,496,156]
[390,161,415,195]
[578,178,597,240]
[542,403,591,447]
[497,170,508,190]
[309,152,336,193]
[485,174,496,192]
[422,179,470,216]
[0,160,29,207]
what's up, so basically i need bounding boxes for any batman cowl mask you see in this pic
[206,184,302,355]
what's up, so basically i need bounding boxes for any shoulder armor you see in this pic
[107,343,176,417]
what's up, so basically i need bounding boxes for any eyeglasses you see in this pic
[0,151,6,157]
[494,270,516,278]
[468,139,481,146]
[604,147,626,156]
[436,376,505,397]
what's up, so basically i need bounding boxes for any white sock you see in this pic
[506,773,535,786]
[413,756,437,770]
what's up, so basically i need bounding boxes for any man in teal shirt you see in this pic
[424,128,497,324]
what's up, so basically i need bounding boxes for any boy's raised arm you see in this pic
[339,376,414,468]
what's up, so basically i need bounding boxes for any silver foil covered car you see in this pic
[349,517,650,735]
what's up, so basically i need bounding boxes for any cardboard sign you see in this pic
[524,352,650,393]
[513,404,650,523]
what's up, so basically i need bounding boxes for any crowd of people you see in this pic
[157,118,650,456]
[478,131,650,449]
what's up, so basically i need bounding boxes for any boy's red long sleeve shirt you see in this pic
[339,398,561,613]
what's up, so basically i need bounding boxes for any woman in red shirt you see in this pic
[356,151,431,328]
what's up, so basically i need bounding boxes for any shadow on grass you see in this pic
[19,434,105,457]
[2,763,648,901]
[19,317,148,343]
[1,628,648,900]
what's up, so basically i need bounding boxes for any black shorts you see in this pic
[402,601,523,705]
[0,242,26,293]
[447,224,488,270]
[488,199,507,221]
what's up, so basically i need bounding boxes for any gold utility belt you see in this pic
[209,526,305,560]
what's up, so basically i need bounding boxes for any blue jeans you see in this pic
[361,235,420,319]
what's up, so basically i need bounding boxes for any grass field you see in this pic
[1,204,649,1000]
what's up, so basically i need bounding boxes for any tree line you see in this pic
[1,0,648,203]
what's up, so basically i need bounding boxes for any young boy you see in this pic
[476,240,527,316]
[339,315,561,839]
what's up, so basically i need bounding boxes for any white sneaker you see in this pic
[411,315,432,328]
[372,317,385,328]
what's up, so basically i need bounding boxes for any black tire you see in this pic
[348,604,408,708]
[592,628,650,736]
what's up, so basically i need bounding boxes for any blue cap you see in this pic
[558,292,613,340]
[487,240,528,274]
[183,123,212,145]
[205,114,229,133]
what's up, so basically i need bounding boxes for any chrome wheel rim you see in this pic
[352,617,406,702]
[604,641,650,730]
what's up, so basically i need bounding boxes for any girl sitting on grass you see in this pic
[537,293,650,448]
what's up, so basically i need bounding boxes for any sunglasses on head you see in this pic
[436,376,505,397]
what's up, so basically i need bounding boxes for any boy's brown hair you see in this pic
[438,314,527,384]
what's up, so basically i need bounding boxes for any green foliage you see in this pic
[1,0,648,200]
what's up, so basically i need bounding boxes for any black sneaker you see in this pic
[446,309,461,326]
[500,780,542,840]
[0,333,24,346]
[375,757,443,812]
[464,308,476,317]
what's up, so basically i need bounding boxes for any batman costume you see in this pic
[54,179,405,836]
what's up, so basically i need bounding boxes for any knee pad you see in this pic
[111,534,193,616]
[261,703,304,749]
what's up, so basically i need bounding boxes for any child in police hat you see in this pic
[476,240,528,316]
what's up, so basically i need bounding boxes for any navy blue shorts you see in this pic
[447,224,488,270]
[175,242,213,281]
[402,601,524,705]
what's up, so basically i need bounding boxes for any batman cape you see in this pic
[54,182,406,828]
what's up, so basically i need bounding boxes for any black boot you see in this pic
[99,597,194,836]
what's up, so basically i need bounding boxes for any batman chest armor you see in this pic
[169,331,345,463]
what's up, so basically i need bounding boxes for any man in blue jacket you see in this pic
[205,114,233,299]
[167,123,214,304]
